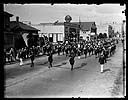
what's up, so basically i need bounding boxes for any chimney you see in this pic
[16,16,19,22]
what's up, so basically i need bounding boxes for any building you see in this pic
[78,22,97,40]
[64,15,80,43]
[9,16,40,49]
[32,23,64,43]
[97,23,108,37]
[108,25,114,38]
[4,11,40,50]
[32,21,97,43]
[4,11,15,49]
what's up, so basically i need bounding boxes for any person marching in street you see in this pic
[29,47,35,67]
[65,45,69,57]
[88,45,91,56]
[48,51,53,68]
[103,47,107,63]
[18,48,24,66]
[83,46,88,58]
[62,45,65,55]
[77,48,81,59]
[57,45,61,55]
[69,50,75,71]
[98,52,106,73]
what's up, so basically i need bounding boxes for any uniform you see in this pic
[48,53,53,68]
[29,48,35,67]
[99,54,105,73]
[84,47,88,58]
[18,49,24,66]
[69,56,75,71]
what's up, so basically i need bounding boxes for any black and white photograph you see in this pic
[4,3,126,98]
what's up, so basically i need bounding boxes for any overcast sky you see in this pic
[4,4,126,25]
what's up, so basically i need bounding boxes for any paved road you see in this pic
[5,41,124,98]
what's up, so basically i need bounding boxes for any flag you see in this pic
[54,20,59,24]
[22,33,28,46]
[79,16,81,29]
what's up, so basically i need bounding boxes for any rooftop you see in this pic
[4,11,13,17]
[10,21,40,31]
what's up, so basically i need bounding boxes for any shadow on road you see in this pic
[53,62,70,70]
[73,62,87,70]
[103,68,111,73]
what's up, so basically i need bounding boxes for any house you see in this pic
[9,16,40,49]
[4,11,15,49]
[32,23,64,43]
[72,22,97,40]
[4,11,40,50]
[56,21,97,41]
[108,25,114,38]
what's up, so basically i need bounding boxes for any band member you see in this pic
[103,48,108,63]
[83,47,88,58]
[57,45,61,55]
[29,47,35,67]
[18,48,24,66]
[88,46,91,56]
[94,46,98,58]
[48,52,53,68]
[99,53,105,73]
[77,48,81,59]
[65,46,69,57]
[62,45,65,55]
[69,50,75,71]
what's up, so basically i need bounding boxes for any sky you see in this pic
[4,4,125,25]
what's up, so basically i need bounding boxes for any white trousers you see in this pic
[78,56,80,59]
[20,58,23,65]
[100,64,104,72]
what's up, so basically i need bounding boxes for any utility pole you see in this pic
[122,8,126,96]
[122,19,126,96]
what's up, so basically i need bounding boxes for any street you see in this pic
[4,41,124,98]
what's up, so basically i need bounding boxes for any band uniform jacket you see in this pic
[69,56,75,65]
[48,53,53,63]
[99,55,105,64]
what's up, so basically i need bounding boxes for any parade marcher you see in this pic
[83,46,88,58]
[48,52,53,68]
[98,52,106,73]
[62,45,65,55]
[29,47,35,67]
[69,50,75,71]
[77,48,81,59]
[103,47,107,63]
[88,46,91,56]
[57,45,61,55]
[94,46,98,58]
[9,47,16,62]
[18,49,24,66]
[65,46,69,57]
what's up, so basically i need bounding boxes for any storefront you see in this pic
[64,15,80,43]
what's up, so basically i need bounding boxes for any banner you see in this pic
[22,33,28,47]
